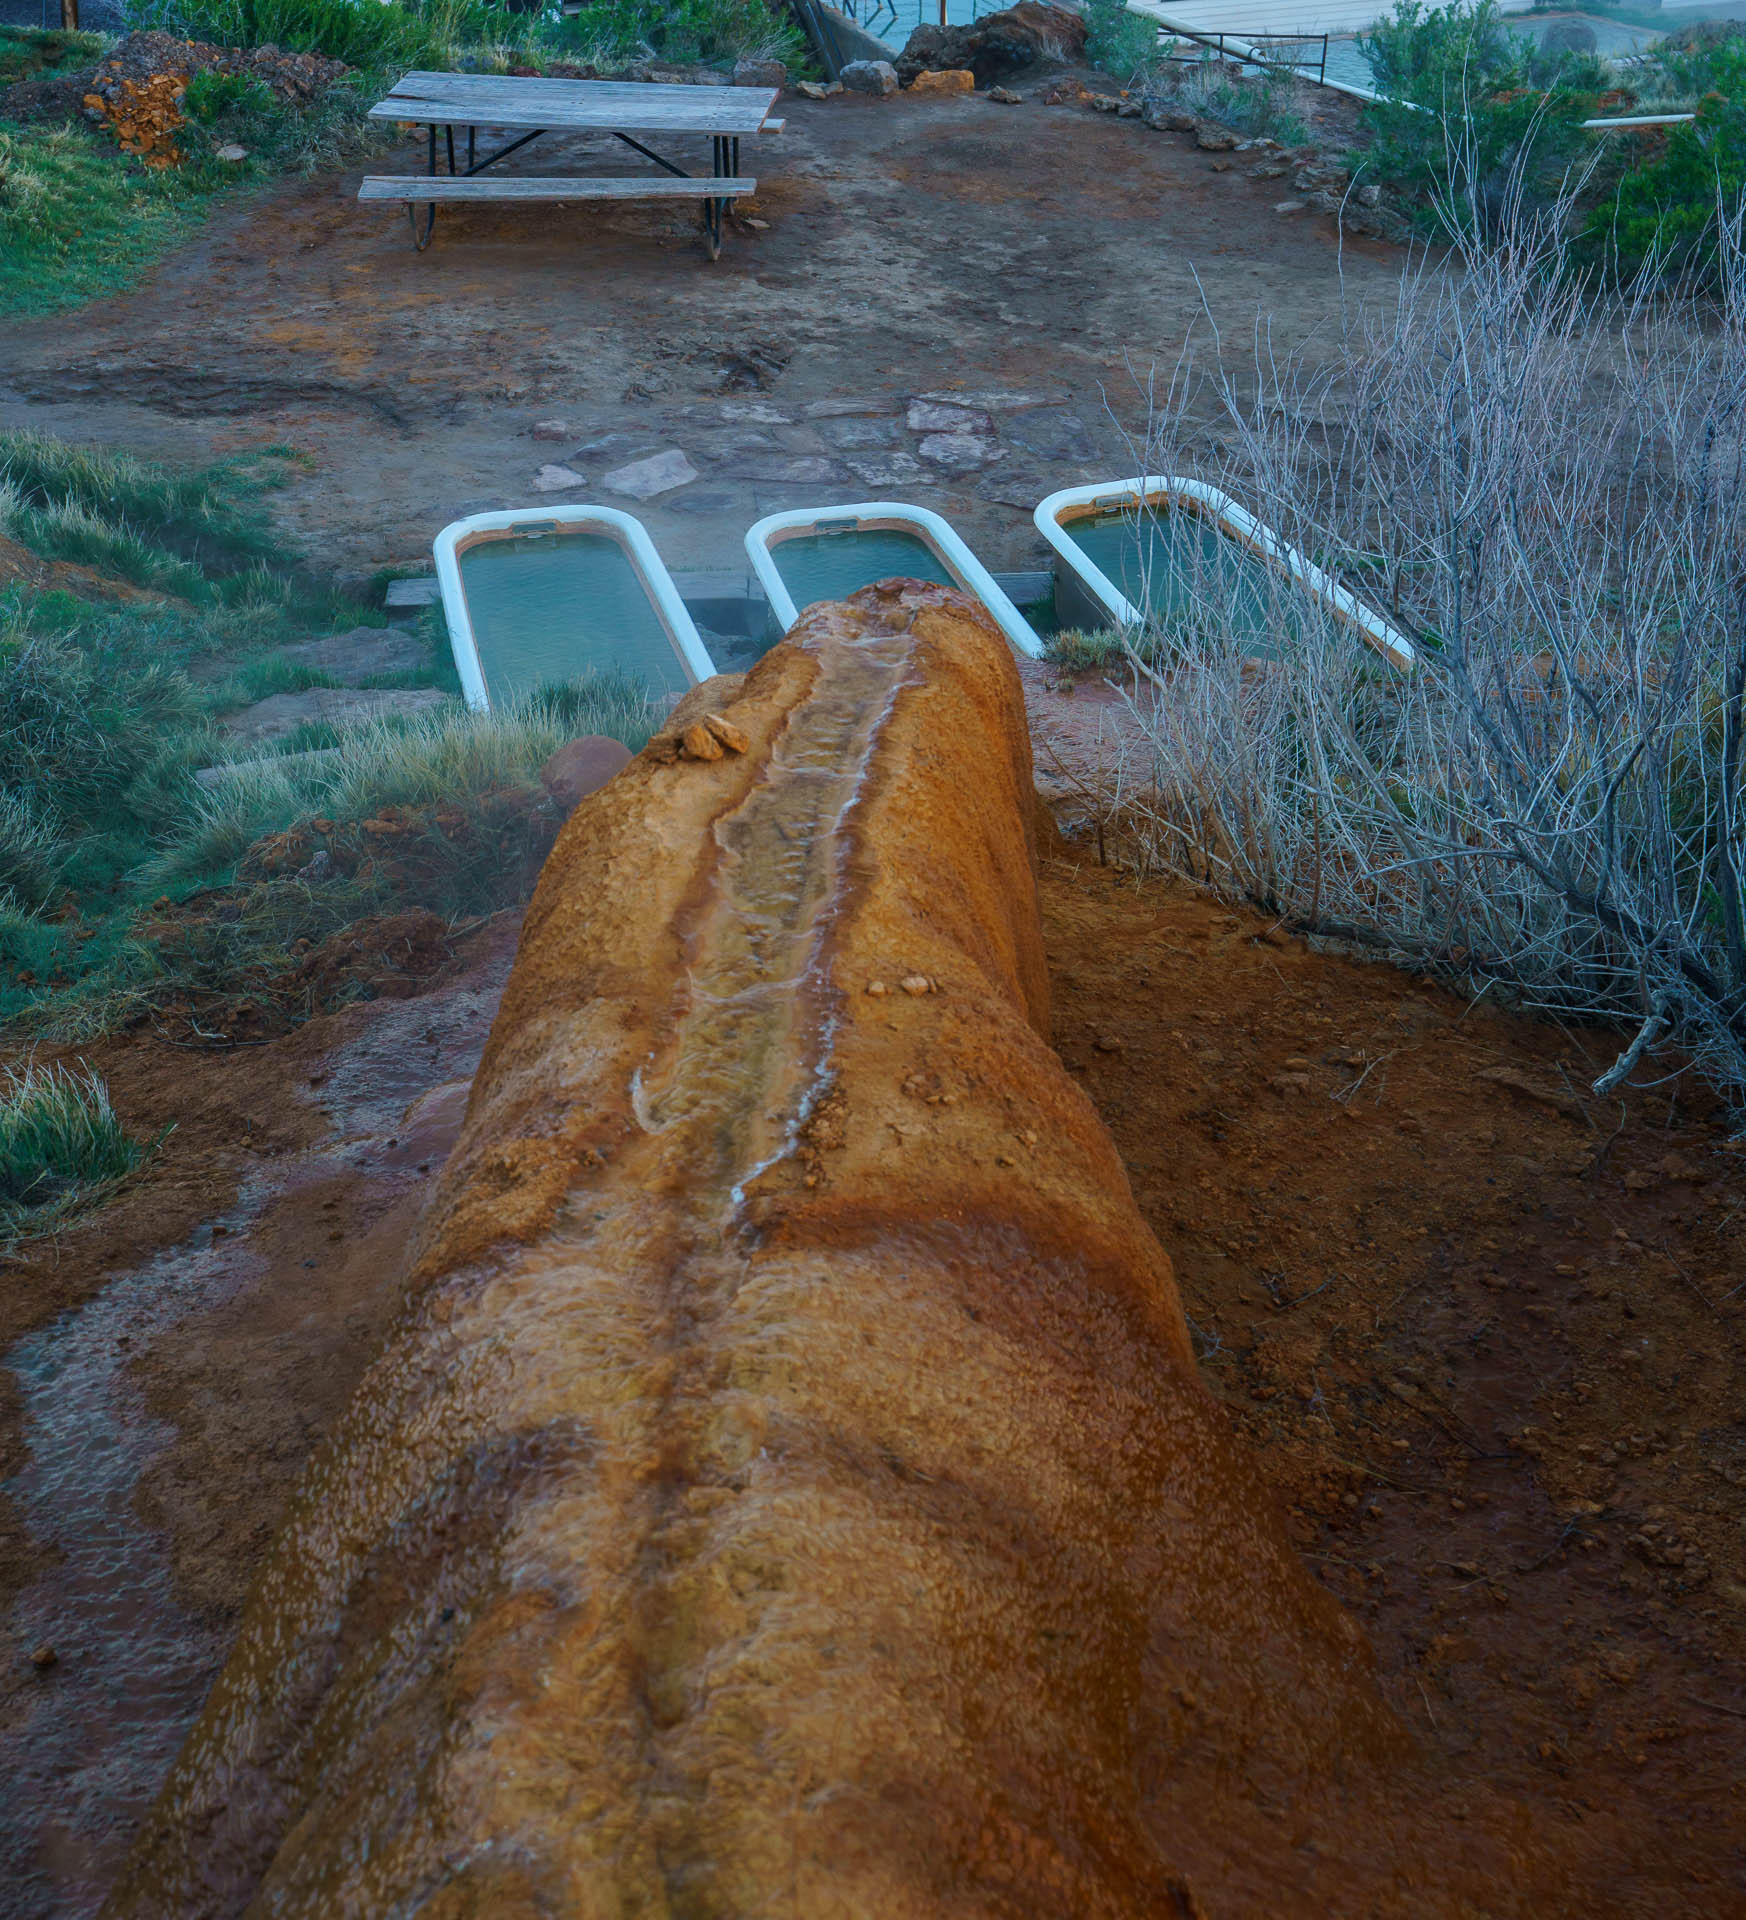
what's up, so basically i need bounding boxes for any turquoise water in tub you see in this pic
[1066,507,1294,655]
[771,527,957,613]
[457,529,691,703]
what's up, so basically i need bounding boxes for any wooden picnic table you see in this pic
[358,72,784,259]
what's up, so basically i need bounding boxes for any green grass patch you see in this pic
[0,439,657,1044]
[0,23,108,85]
[0,118,225,318]
[0,430,297,579]
[0,1057,155,1244]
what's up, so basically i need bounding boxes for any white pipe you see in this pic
[745,502,1044,659]
[433,503,715,712]
[1581,113,1695,129]
[1034,476,1417,671]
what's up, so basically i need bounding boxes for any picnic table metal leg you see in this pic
[407,120,438,252]
[700,134,731,261]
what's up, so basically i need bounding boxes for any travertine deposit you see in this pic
[108,584,1561,1916]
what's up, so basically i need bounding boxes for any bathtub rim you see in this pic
[1032,477,1416,672]
[433,503,716,712]
[744,502,1043,660]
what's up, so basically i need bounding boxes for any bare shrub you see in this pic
[1112,206,1746,1101]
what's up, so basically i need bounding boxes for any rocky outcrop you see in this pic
[108,586,1558,1918]
[895,0,1087,85]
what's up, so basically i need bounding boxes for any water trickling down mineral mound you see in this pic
[108,585,1558,1917]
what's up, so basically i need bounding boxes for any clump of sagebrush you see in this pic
[0,1057,150,1240]
[1144,53,1309,144]
[1116,183,1746,1105]
[1045,628,1129,675]
[147,677,654,886]
[1082,0,1159,82]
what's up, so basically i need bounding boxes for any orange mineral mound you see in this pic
[108,584,1571,1916]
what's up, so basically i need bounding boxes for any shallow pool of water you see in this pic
[1066,508,1292,654]
[458,531,691,703]
[770,528,956,615]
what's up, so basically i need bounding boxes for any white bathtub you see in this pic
[745,502,1043,659]
[1034,477,1416,671]
[434,504,717,711]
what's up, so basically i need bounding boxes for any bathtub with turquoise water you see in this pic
[433,505,716,710]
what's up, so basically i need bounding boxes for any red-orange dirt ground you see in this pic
[3,807,1742,1913]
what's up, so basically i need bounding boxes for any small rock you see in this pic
[215,142,248,162]
[725,454,843,484]
[908,68,975,95]
[1274,199,1308,215]
[718,401,792,423]
[733,56,788,89]
[1093,1032,1124,1053]
[1357,182,1382,207]
[866,979,889,996]
[841,59,899,97]
[1249,161,1289,178]
[817,416,900,449]
[1002,406,1094,461]
[222,687,451,745]
[541,734,633,808]
[529,418,570,441]
[1195,121,1239,150]
[1142,102,1198,131]
[988,85,1023,103]
[1208,158,1232,172]
[1039,78,1090,106]
[601,448,699,500]
[1088,91,1123,112]
[295,848,335,883]
[796,80,841,99]
[531,463,586,493]
[917,432,1000,471]
[741,216,770,230]
[1622,1170,1655,1191]
[703,711,749,754]
[29,1645,56,1671]
[680,721,725,762]
[906,398,992,434]
[280,626,428,686]
[1270,1072,1314,1095]
[844,453,925,487]
[901,974,935,996]
[805,395,894,417]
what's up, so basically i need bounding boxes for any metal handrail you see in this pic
[1162,25,1330,86]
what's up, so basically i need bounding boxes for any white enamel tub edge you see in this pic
[745,502,1044,659]
[433,503,716,712]
[1033,477,1416,672]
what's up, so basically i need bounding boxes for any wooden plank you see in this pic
[373,72,778,133]
[358,174,756,202]
[760,117,786,133]
[369,97,775,134]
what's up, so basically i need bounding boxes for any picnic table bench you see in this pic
[359,72,783,259]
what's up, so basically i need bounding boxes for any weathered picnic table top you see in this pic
[369,71,782,136]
